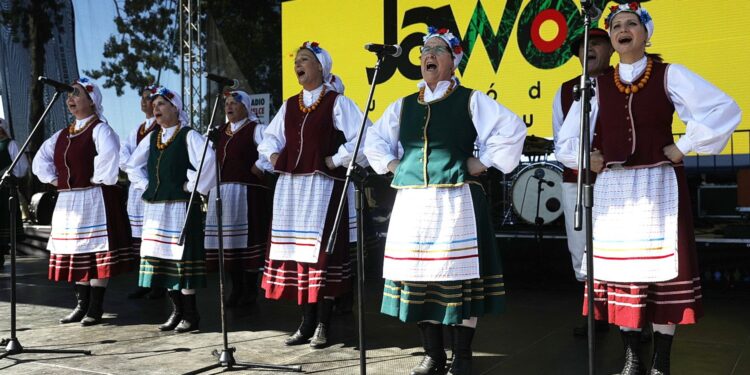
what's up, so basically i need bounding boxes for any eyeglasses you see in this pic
[67,88,83,98]
[420,45,451,56]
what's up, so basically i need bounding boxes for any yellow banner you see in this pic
[282,0,749,153]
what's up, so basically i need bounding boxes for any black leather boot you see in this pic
[225,271,244,308]
[60,284,90,324]
[619,330,647,375]
[159,290,183,331]
[285,303,317,345]
[175,294,200,333]
[310,298,334,349]
[238,271,259,306]
[411,322,447,375]
[448,325,475,375]
[81,286,106,326]
[649,332,673,375]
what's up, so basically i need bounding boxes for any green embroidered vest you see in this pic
[391,86,475,188]
[142,127,194,202]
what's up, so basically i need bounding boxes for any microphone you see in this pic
[204,73,239,89]
[38,76,74,93]
[532,168,555,187]
[579,0,602,22]
[364,43,402,57]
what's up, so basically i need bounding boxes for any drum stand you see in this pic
[1,84,92,360]
[178,83,301,374]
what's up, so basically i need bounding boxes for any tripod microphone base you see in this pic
[182,347,303,374]
[2,337,22,354]
[0,336,92,359]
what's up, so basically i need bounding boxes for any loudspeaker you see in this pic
[697,184,739,219]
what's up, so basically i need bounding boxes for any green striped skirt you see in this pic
[138,203,207,290]
[381,184,505,324]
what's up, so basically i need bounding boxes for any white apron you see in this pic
[588,165,679,282]
[268,173,334,264]
[48,186,110,254]
[383,184,480,282]
[140,201,188,260]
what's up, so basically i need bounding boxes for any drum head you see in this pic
[511,163,563,225]
[30,191,57,225]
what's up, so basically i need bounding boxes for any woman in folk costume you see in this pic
[204,90,272,308]
[258,41,368,349]
[556,4,741,374]
[119,84,161,299]
[364,27,526,375]
[125,87,217,333]
[32,77,134,326]
[0,118,29,267]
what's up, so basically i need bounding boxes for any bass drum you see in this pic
[511,163,563,225]
[29,191,57,225]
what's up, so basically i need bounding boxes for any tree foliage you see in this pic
[208,0,282,105]
[85,0,179,95]
[87,0,282,105]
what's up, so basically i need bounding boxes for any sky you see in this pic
[73,0,181,137]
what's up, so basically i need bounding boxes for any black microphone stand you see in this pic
[178,83,301,374]
[573,2,597,375]
[1,85,92,359]
[325,51,389,375]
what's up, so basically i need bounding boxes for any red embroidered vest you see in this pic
[54,118,101,190]
[275,90,346,179]
[135,120,158,145]
[217,120,263,185]
[593,62,675,168]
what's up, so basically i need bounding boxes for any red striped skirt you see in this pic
[583,167,703,328]
[261,179,352,304]
[48,186,135,282]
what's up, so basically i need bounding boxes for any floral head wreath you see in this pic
[142,83,159,96]
[150,86,189,125]
[423,26,464,69]
[72,77,106,122]
[151,87,176,100]
[223,90,258,122]
[605,2,654,40]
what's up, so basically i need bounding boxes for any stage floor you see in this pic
[1,256,749,375]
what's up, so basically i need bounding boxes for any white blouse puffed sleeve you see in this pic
[257,102,287,162]
[364,98,404,175]
[6,140,29,178]
[470,91,527,174]
[331,95,370,168]
[185,129,217,195]
[31,130,62,184]
[125,134,150,191]
[91,123,120,185]
[253,123,274,171]
[668,64,742,155]
[119,126,139,172]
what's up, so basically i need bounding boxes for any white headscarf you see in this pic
[225,90,259,123]
[605,2,654,41]
[0,117,11,139]
[74,77,107,122]
[151,87,189,126]
[300,41,344,93]
[327,74,346,94]
[423,26,465,69]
